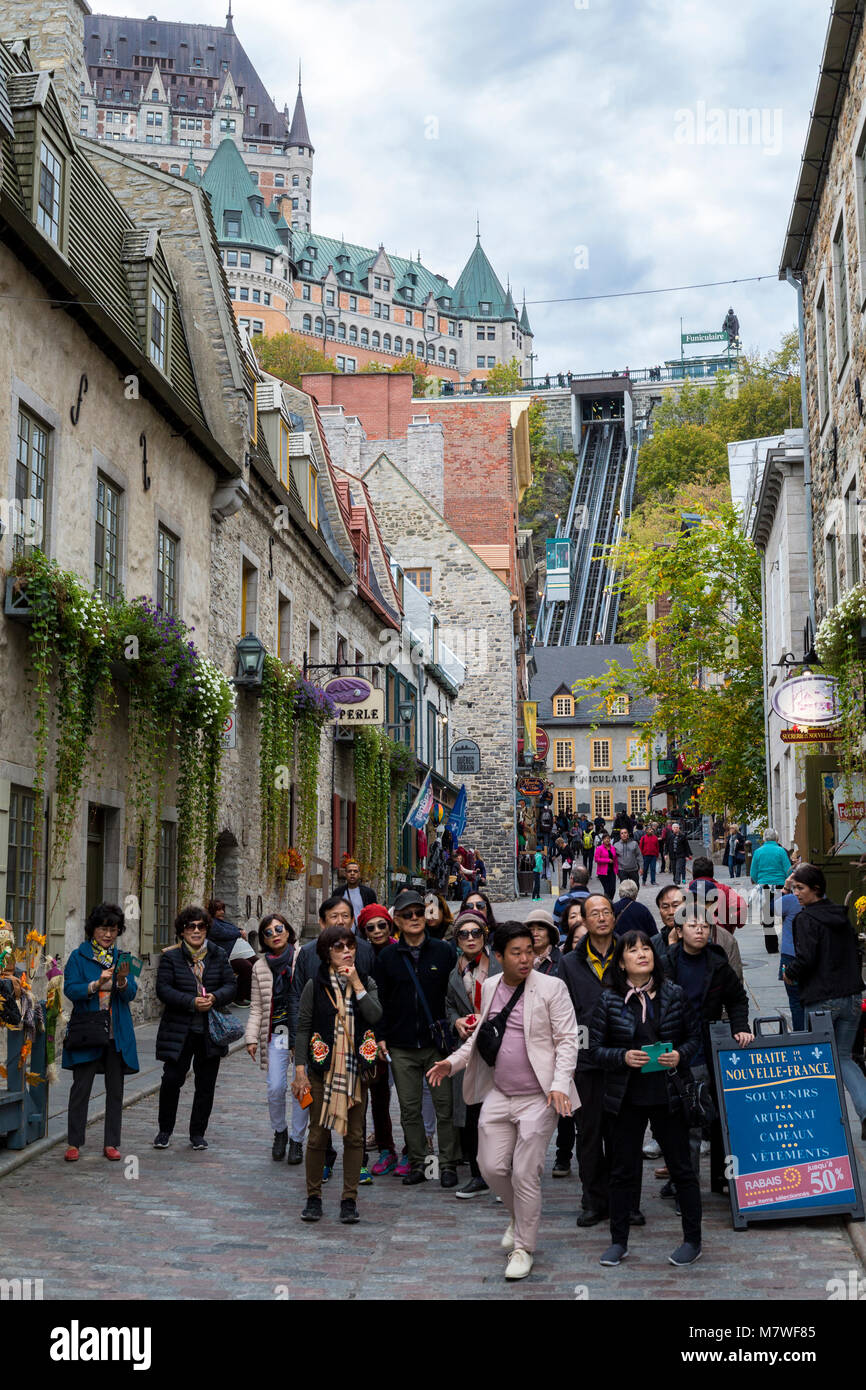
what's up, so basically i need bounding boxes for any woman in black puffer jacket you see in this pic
[153,906,236,1152]
[589,930,703,1268]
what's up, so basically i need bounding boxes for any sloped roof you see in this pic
[519,296,532,334]
[292,230,457,304]
[86,13,290,139]
[288,81,313,151]
[530,645,653,724]
[453,235,508,317]
[200,136,284,253]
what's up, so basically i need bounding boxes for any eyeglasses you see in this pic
[332,942,356,953]
[95,925,120,935]
[261,925,285,939]
[185,923,206,932]
[398,907,425,920]
[457,929,483,942]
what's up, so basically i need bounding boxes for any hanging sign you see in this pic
[517,776,545,798]
[324,676,385,725]
[780,727,841,744]
[771,675,840,726]
[710,1016,864,1230]
[450,739,481,776]
[535,728,550,762]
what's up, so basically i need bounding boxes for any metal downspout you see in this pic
[785,268,816,625]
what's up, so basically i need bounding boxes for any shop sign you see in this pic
[324,676,385,725]
[517,776,545,797]
[771,675,840,726]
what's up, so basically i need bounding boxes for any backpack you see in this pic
[583,830,594,849]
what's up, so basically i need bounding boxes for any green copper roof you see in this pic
[200,137,284,254]
[519,295,532,334]
[183,151,200,185]
[452,235,508,318]
[292,231,457,305]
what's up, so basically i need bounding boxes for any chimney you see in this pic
[0,0,91,130]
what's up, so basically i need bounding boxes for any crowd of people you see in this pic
[59,840,865,1283]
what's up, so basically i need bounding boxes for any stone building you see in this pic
[530,647,656,824]
[0,32,244,999]
[360,454,517,898]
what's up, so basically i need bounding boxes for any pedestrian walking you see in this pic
[356,905,399,1176]
[445,908,502,1198]
[749,830,793,949]
[207,898,253,1005]
[580,822,595,872]
[661,886,743,981]
[589,930,703,1267]
[725,824,747,878]
[594,832,618,900]
[292,925,382,1225]
[153,906,237,1151]
[663,822,692,886]
[527,908,562,975]
[688,858,748,930]
[244,912,298,1162]
[428,921,578,1281]
[63,903,139,1163]
[613,880,658,936]
[784,864,866,1140]
[616,829,643,887]
[639,827,660,885]
[665,909,752,1196]
[337,857,377,920]
[374,890,461,1187]
[463,889,497,930]
[531,845,545,899]
[553,867,591,927]
[778,877,805,1030]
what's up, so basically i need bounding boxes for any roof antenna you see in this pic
[476,213,480,242]
[226,0,235,35]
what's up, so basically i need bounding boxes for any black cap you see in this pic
[391,889,425,914]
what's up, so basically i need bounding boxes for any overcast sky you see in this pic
[126,0,829,373]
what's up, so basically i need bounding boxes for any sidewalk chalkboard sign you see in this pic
[710,1014,864,1230]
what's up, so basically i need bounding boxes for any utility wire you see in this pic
[525,275,775,307]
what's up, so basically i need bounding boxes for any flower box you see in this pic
[4,575,33,623]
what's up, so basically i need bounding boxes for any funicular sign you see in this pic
[710,1015,864,1230]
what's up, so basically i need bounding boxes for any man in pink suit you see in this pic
[428,921,579,1280]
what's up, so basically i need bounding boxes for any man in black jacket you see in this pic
[338,859,377,921]
[663,822,692,886]
[557,894,626,1225]
[375,889,460,1187]
[666,909,753,1192]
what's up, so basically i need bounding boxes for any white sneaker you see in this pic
[501,1220,515,1251]
[505,1248,533,1280]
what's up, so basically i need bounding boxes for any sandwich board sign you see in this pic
[710,1015,864,1230]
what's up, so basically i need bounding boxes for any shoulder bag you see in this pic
[669,1068,715,1128]
[401,955,452,1054]
[476,978,526,1067]
[208,1008,244,1047]
[65,999,112,1050]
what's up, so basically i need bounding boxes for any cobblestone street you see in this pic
[3,887,864,1302]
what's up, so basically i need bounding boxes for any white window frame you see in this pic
[831,207,851,380]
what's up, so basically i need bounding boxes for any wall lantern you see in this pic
[234,632,266,690]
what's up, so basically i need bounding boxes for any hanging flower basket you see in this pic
[275,847,304,884]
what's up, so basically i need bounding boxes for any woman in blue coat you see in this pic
[63,902,139,1162]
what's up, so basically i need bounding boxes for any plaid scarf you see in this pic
[320,970,363,1137]
[182,941,208,993]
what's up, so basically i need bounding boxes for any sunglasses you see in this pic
[457,929,483,941]
[332,942,356,953]
[261,925,285,939]
[398,907,425,920]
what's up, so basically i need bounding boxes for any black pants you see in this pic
[231,955,253,1003]
[599,872,616,901]
[556,1112,576,1164]
[608,1100,701,1248]
[575,1068,609,1211]
[67,1045,126,1148]
[581,848,592,870]
[158,1032,222,1138]
[462,1101,482,1178]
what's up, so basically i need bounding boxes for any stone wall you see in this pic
[363,455,517,898]
[0,0,89,131]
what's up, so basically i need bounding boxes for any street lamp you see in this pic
[233,632,266,690]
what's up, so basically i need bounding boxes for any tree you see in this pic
[361,351,429,394]
[252,332,339,387]
[573,502,766,818]
[634,423,728,503]
[485,357,523,395]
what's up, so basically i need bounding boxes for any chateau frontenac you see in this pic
[81,8,535,382]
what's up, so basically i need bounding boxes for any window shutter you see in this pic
[0,779,10,919]
[348,801,356,858]
[331,794,341,869]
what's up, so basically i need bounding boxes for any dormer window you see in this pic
[149,283,168,371]
[250,197,264,217]
[405,288,414,302]
[224,211,241,236]
[479,301,491,315]
[247,104,256,116]
[36,138,63,245]
[224,94,232,107]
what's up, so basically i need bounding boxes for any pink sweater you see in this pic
[594,844,618,875]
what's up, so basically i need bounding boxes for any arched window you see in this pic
[438,346,446,363]
[338,322,346,340]
[383,333,391,351]
[427,343,435,360]
[314,316,323,333]
[448,349,457,366]
[326,318,335,337]
[372,331,380,349]
[405,339,413,356]
[360,328,369,346]
[302,314,312,332]
[348,325,357,344]
[394,336,403,354]
[169,163,181,175]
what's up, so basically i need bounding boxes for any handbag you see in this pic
[476,978,526,1067]
[65,1004,112,1050]
[401,955,452,1054]
[670,1068,715,1128]
[207,1008,244,1046]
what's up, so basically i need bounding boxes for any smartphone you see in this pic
[299,1086,313,1110]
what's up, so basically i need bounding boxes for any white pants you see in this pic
[266,1034,293,1133]
[478,1087,558,1253]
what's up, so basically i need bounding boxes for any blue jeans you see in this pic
[727,858,743,878]
[673,855,687,885]
[806,995,866,1121]
[642,857,657,885]
[778,953,805,1031]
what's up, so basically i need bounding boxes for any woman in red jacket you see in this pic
[639,828,660,886]
[594,833,618,901]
